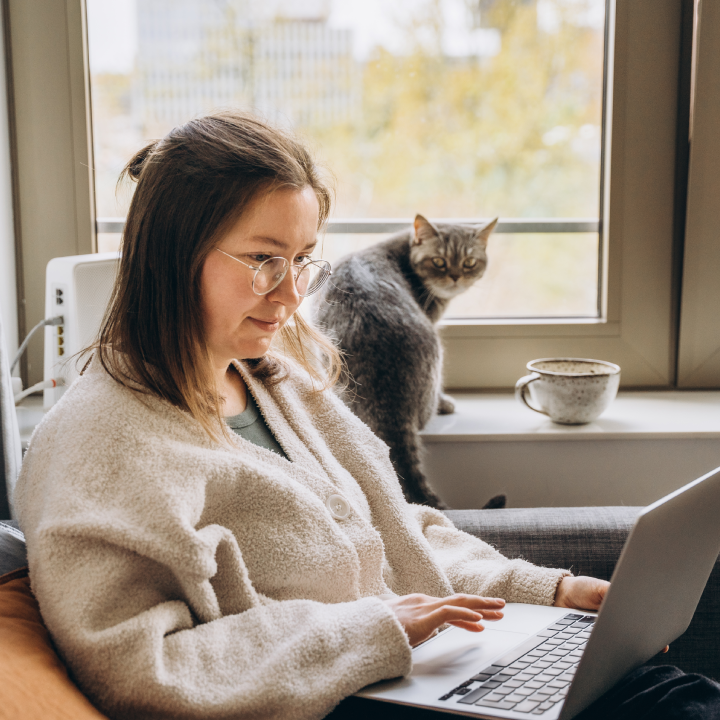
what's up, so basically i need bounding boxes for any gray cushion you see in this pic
[0,519,26,575]
[445,507,720,681]
[446,507,640,581]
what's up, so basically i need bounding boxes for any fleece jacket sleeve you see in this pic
[25,516,410,720]
[14,381,412,720]
[409,505,571,606]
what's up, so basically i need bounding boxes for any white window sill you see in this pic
[17,390,720,509]
[421,391,720,443]
[419,391,720,508]
[18,390,720,449]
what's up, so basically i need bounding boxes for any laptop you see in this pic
[356,465,720,719]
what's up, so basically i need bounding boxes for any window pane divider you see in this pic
[96,217,599,235]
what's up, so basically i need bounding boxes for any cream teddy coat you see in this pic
[15,358,569,720]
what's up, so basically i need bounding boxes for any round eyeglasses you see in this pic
[215,248,332,297]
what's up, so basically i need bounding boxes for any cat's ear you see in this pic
[476,217,498,248]
[413,214,439,245]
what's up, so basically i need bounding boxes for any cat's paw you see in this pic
[482,494,507,510]
[437,393,456,415]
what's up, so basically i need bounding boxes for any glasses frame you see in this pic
[215,248,332,297]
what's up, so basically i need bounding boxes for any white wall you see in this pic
[423,438,720,508]
[0,8,17,365]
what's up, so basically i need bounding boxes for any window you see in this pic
[5,0,689,389]
[88,0,605,321]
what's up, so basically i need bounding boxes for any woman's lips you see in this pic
[249,317,281,332]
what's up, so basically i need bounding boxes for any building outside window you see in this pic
[88,0,606,322]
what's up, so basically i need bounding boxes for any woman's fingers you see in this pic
[429,605,484,625]
[381,593,507,647]
[426,596,505,625]
[449,619,487,632]
[427,593,506,613]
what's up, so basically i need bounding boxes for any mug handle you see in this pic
[514,373,547,416]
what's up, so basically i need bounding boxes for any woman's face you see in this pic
[200,185,320,368]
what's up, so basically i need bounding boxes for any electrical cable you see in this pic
[10,315,63,373]
[14,377,64,405]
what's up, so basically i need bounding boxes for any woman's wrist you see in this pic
[553,575,574,607]
[554,575,609,610]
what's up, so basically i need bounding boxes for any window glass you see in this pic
[87,0,606,318]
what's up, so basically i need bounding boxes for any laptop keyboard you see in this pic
[439,613,595,715]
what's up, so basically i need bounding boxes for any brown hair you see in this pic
[96,110,341,440]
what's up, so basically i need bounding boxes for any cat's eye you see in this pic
[432,257,447,269]
[463,258,478,268]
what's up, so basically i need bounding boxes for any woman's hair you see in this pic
[95,110,341,441]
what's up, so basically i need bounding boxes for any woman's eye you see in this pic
[294,255,311,265]
[248,254,271,263]
[463,257,478,268]
[432,257,447,269]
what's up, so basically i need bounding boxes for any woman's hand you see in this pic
[553,576,609,610]
[554,576,669,653]
[382,593,505,647]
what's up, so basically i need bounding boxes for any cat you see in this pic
[314,214,501,509]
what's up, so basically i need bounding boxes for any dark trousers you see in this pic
[577,665,720,720]
[329,666,720,719]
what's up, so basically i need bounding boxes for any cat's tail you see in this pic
[385,425,449,509]
[384,425,507,510]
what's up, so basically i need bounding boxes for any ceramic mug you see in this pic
[515,358,621,425]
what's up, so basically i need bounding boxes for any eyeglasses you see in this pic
[215,248,332,297]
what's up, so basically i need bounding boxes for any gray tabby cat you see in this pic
[314,214,498,508]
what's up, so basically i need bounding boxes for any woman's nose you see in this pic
[268,265,301,305]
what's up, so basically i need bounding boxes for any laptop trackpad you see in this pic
[413,627,527,676]
[357,627,528,704]
[357,603,571,707]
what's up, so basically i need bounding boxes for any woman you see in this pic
[14,112,718,720]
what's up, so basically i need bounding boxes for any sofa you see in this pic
[2,504,719,720]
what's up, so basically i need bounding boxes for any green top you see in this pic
[225,392,289,460]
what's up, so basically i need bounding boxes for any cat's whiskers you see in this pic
[422,285,441,314]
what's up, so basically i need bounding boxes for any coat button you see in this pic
[326,494,351,520]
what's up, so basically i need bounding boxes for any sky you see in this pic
[86,0,604,74]
[86,0,137,74]
[86,0,508,73]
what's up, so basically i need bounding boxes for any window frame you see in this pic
[439,0,688,389]
[4,0,95,388]
[676,0,720,388]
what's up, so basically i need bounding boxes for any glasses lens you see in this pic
[296,261,331,297]
[254,257,289,295]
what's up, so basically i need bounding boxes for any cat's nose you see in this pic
[449,272,461,282]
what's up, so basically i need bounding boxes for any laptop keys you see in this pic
[471,665,503,680]
[514,700,543,712]
[476,700,516,710]
[537,629,557,638]
[456,686,493,704]
[442,613,592,708]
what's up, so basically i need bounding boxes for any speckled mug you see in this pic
[515,358,621,425]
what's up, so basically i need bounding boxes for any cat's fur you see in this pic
[314,215,497,508]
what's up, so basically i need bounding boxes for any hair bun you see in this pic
[124,140,159,181]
